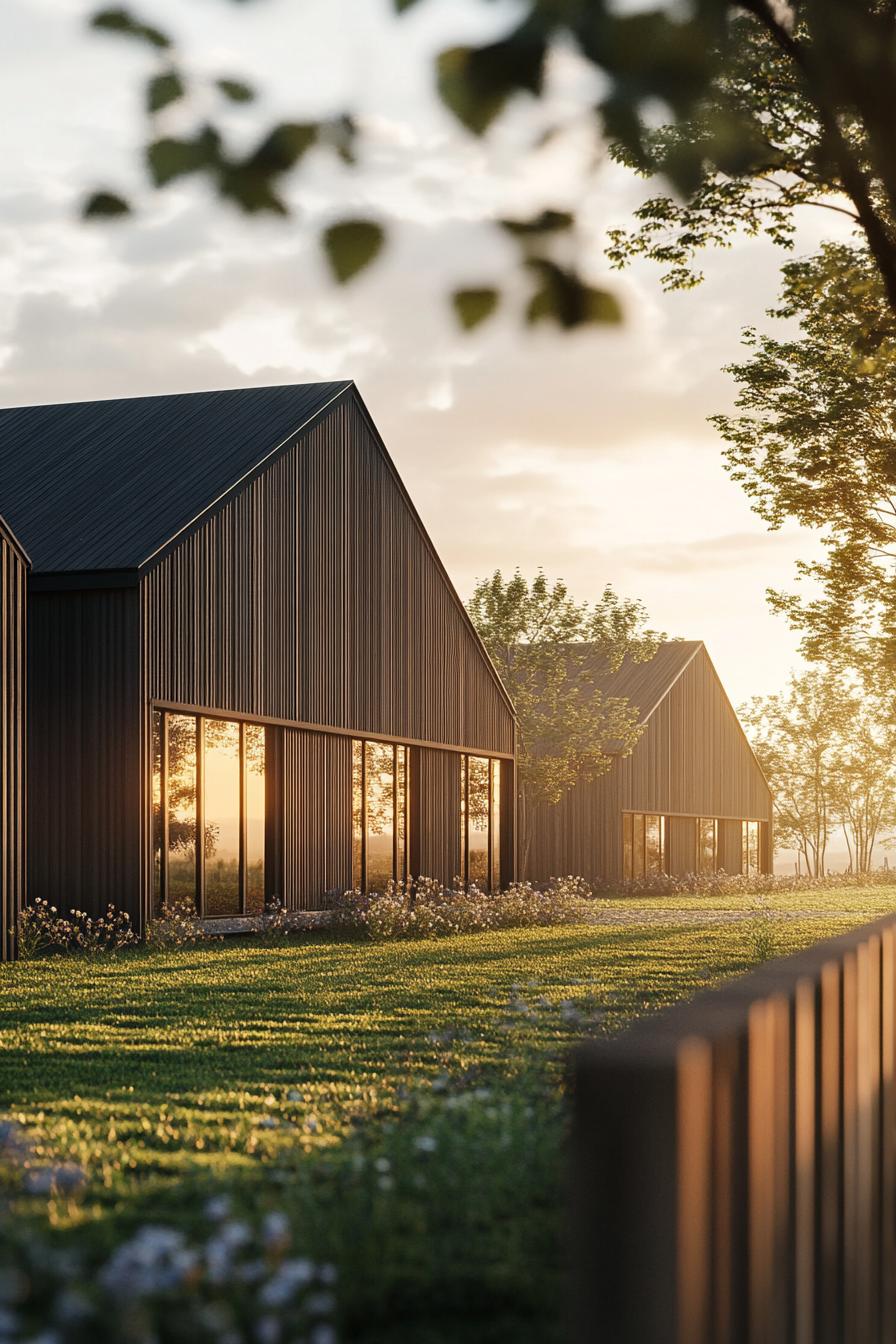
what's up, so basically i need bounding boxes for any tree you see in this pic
[79,1,896,324]
[466,570,662,877]
[741,669,896,875]
[829,703,896,873]
[741,671,848,876]
[711,242,896,672]
[608,10,896,313]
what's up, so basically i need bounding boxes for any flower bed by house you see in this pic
[329,876,593,939]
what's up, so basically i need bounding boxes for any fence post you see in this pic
[571,915,896,1344]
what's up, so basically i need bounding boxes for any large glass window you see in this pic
[697,818,717,874]
[245,724,266,914]
[623,811,633,881]
[623,813,666,880]
[351,739,409,892]
[460,754,503,890]
[467,755,490,886]
[167,714,198,906]
[152,711,266,918]
[490,759,501,892]
[204,720,241,917]
[366,741,397,892]
[743,820,761,876]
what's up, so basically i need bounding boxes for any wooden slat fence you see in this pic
[571,915,896,1344]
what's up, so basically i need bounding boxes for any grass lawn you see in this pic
[0,889,887,1342]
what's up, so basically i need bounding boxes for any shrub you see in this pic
[330,876,592,941]
[147,897,213,948]
[16,898,136,959]
[258,895,294,938]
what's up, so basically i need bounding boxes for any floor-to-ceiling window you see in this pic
[623,812,666,880]
[696,817,717,874]
[742,819,761,876]
[460,755,502,890]
[351,740,409,892]
[152,711,267,918]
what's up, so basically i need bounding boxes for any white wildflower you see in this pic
[261,1211,290,1249]
[306,1290,337,1315]
[204,1194,232,1222]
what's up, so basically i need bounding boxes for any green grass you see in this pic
[596,885,896,913]
[0,891,882,1341]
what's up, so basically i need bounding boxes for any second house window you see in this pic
[623,812,666,880]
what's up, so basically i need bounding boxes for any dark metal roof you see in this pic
[0,382,350,572]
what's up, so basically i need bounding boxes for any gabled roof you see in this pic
[584,640,703,724]
[0,512,29,567]
[0,381,350,572]
[586,638,769,790]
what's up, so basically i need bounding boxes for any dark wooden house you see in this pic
[0,514,27,959]
[526,641,773,884]
[0,383,515,931]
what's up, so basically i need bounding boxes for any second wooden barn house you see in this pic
[0,382,515,933]
[0,514,27,959]
[526,640,773,883]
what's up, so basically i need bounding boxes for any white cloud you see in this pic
[0,0,850,710]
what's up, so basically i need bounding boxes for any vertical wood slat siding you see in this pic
[526,646,773,882]
[142,397,512,754]
[667,815,696,876]
[29,590,142,924]
[281,728,352,910]
[718,819,746,876]
[0,530,26,959]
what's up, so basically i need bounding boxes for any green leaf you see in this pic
[90,7,171,49]
[323,220,385,283]
[582,287,624,324]
[217,168,289,216]
[394,0,424,9]
[437,48,504,136]
[437,23,547,135]
[246,123,318,174]
[453,288,500,330]
[82,191,131,219]
[147,72,185,114]
[500,210,574,237]
[216,78,255,104]
[146,129,220,187]
[525,259,623,329]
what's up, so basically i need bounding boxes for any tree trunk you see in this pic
[518,786,531,883]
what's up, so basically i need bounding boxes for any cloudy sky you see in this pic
[2,0,847,713]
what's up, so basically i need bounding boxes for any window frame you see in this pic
[460,753,502,891]
[153,710,267,919]
[623,811,667,879]
[742,819,761,876]
[351,738,410,893]
[696,817,718,875]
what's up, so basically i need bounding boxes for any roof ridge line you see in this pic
[137,382,352,570]
[638,641,704,726]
